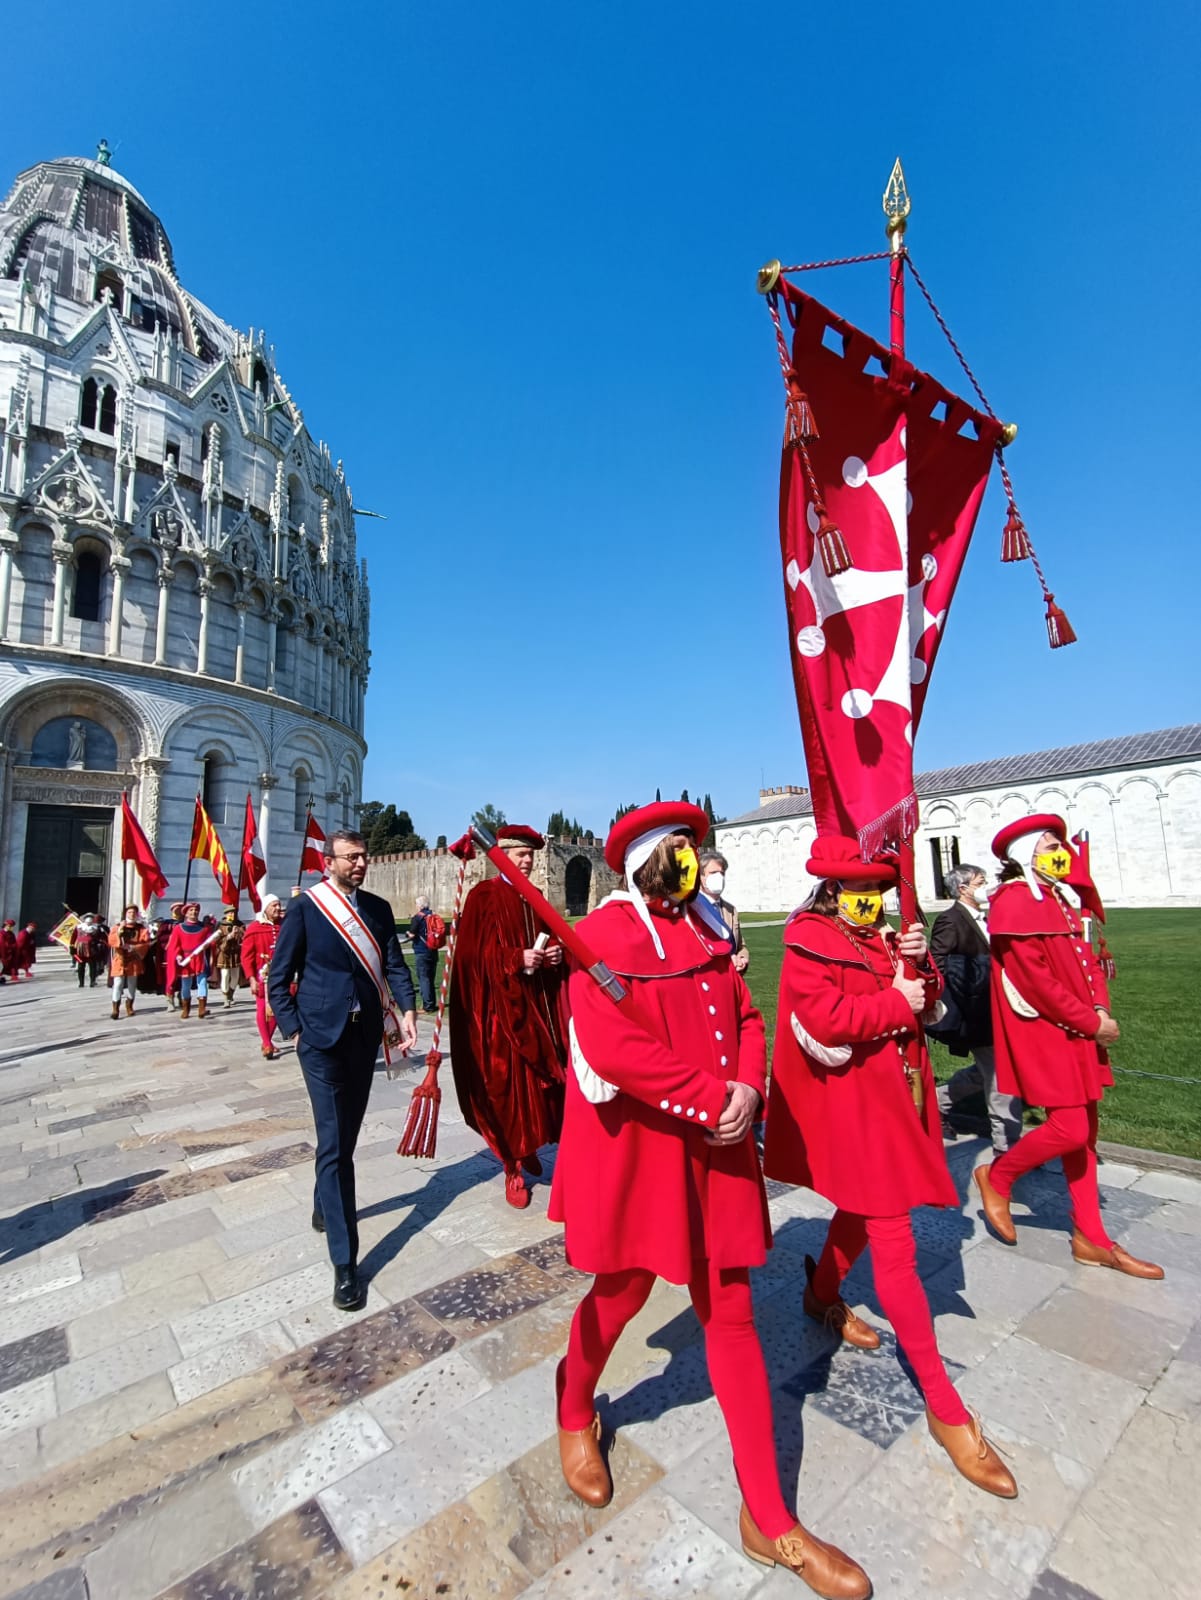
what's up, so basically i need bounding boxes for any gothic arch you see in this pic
[0,676,146,769]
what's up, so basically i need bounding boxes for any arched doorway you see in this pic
[564,855,592,917]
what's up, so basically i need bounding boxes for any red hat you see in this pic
[991,813,1067,861]
[806,834,899,884]
[496,824,545,850]
[604,801,710,874]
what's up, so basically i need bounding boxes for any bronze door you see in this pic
[20,806,113,938]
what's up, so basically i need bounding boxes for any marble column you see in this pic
[265,605,280,692]
[196,577,213,674]
[154,568,172,665]
[133,755,171,858]
[107,555,130,656]
[50,541,71,647]
[233,600,248,685]
[0,537,17,641]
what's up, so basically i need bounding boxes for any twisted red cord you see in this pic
[765,295,829,514]
[779,251,893,273]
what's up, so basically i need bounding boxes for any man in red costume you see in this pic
[764,836,1016,1499]
[15,922,37,977]
[550,802,870,1599]
[974,814,1163,1278]
[448,824,568,1208]
[0,919,17,980]
[242,894,284,1059]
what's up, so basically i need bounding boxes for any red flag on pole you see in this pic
[189,797,238,907]
[300,812,327,876]
[120,793,169,909]
[775,282,1002,855]
[239,793,267,912]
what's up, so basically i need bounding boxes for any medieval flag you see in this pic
[300,811,327,876]
[239,793,268,912]
[189,797,238,907]
[121,792,169,909]
[48,911,79,950]
[775,281,1003,855]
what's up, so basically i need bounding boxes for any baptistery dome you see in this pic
[0,152,371,930]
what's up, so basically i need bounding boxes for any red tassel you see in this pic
[397,1054,442,1158]
[1044,594,1077,649]
[796,394,819,442]
[1001,507,1031,563]
[1098,937,1117,981]
[817,516,852,578]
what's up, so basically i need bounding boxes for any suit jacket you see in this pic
[268,887,415,1053]
[929,900,991,1052]
[700,895,748,964]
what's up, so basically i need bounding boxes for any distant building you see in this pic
[716,726,1201,911]
[0,154,370,929]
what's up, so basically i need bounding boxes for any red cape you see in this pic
[447,875,567,1165]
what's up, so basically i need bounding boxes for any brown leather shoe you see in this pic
[974,1163,1017,1244]
[555,1360,611,1507]
[1071,1229,1164,1279]
[739,1503,872,1599]
[926,1408,1017,1498]
[179,999,191,1019]
[803,1255,881,1351]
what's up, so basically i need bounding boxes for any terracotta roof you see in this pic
[721,725,1201,827]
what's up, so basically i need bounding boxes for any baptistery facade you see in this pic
[0,154,370,931]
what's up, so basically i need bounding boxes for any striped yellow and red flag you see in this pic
[189,798,238,907]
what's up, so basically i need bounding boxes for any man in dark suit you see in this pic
[269,828,417,1310]
[930,863,1022,1157]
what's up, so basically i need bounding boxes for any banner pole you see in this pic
[297,796,312,890]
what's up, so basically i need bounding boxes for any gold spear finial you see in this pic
[883,157,910,255]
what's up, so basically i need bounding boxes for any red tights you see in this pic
[561,1261,795,1539]
[813,1211,970,1427]
[988,1102,1109,1247]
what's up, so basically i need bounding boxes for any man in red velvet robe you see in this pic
[448,824,568,1208]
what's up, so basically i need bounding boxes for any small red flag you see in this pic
[190,797,238,907]
[240,793,267,912]
[300,812,327,876]
[120,794,169,909]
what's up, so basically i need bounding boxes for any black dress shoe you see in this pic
[333,1265,366,1311]
[311,1210,326,1234]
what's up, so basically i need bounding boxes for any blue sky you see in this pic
[6,1,1199,843]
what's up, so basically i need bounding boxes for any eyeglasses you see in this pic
[330,851,369,863]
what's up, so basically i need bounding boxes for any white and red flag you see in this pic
[776,283,1003,855]
[299,811,327,876]
[239,793,267,912]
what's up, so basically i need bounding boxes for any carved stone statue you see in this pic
[68,721,86,768]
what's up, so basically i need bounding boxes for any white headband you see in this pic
[624,823,682,961]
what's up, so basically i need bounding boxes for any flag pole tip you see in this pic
[882,158,911,249]
[1000,421,1019,447]
[757,259,782,295]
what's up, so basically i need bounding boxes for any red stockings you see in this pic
[561,1261,795,1539]
[813,1210,970,1427]
[988,1102,1109,1247]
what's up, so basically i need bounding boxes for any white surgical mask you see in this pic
[703,873,725,897]
[973,887,989,908]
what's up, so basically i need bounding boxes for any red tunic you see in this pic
[15,929,36,967]
[447,876,568,1166]
[548,895,771,1285]
[987,880,1112,1108]
[763,912,957,1214]
[240,920,280,986]
[166,922,212,980]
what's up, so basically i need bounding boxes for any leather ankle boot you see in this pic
[1071,1228,1164,1279]
[739,1503,872,1598]
[179,998,191,1019]
[197,996,207,1018]
[802,1254,880,1350]
[124,999,134,1017]
[555,1360,611,1507]
[110,1002,119,1020]
[927,1408,1017,1498]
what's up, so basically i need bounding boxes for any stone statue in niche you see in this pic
[68,721,86,768]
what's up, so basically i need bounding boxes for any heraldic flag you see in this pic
[121,793,169,909]
[300,811,326,876]
[239,793,268,913]
[189,797,238,906]
[776,282,1003,856]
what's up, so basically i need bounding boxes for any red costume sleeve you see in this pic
[784,942,918,1047]
[993,933,1101,1037]
[240,925,261,983]
[734,974,767,1103]
[568,968,729,1125]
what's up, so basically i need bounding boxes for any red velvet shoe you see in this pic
[504,1169,531,1209]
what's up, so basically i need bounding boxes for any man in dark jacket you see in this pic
[931,863,1022,1156]
[269,829,416,1310]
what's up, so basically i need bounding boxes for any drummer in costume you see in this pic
[764,836,1016,1499]
[448,824,568,1209]
[550,802,870,1600]
[973,815,1163,1277]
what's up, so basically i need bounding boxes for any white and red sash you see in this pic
[306,880,405,1072]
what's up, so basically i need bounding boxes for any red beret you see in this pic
[496,824,545,849]
[604,801,710,874]
[991,813,1067,860]
[806,834,900,885]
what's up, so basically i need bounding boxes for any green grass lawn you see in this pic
[740,908,1201,1161]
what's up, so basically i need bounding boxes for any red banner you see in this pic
[300,812,327,876]
[239,793,267,912]
[120,793,168,909]
[778,283,1002,854]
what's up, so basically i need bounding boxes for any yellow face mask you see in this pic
[837,888,884,927]
[672,846,699,900]
[1033,848,1073,881]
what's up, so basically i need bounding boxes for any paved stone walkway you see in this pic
[1,949,1198,1600]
